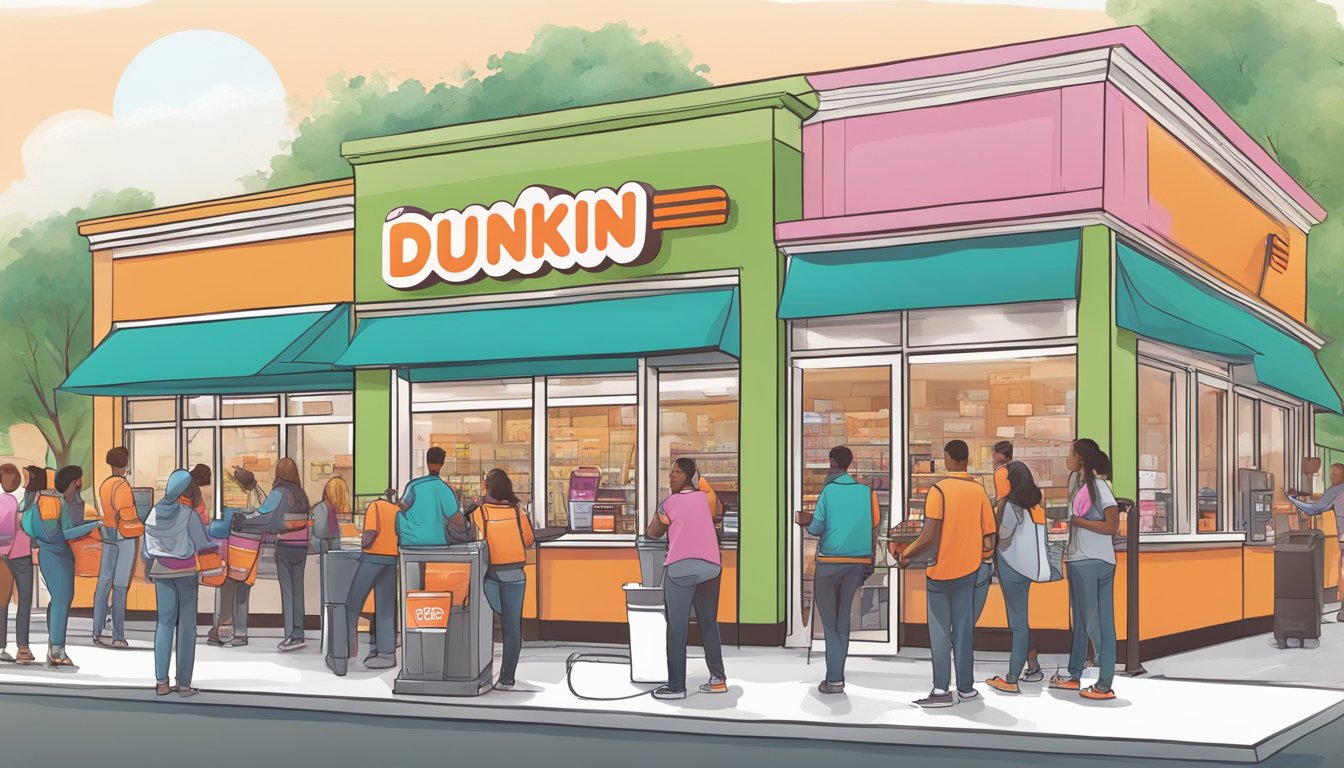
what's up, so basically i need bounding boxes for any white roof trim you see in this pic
[113,303,338,330]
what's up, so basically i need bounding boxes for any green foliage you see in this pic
[1109,0,1344,444]
[0,188,156,472]
[245,22,712,190]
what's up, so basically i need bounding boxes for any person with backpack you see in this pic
[985,460,1050,694]
[143,468,214,697]
[22,465,99,670]
[207,467,266,648]
[236,458,311,652]
[897,441,996,708]
[0,464,34,665]
[337,488,400,673]
[794,446,879,695]
[647,458,727,701]
[93,447,141,650]
[988,442,1043,683]
[1050,438,1120,701]
[465,469,536,691]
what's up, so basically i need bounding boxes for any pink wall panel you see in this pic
[802,124,825,219]
[1102,85,1152,231]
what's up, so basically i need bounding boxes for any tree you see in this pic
[244,22,712,190]
[1108,0,1344,445]
[0,188,156,471]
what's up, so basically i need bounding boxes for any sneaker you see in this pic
[494,681,515,691]
[1020,667,1045,683]
[0,651,13,664]
[365,653,396,670]
[699,678,728,694]
[177,687,199,698]
[278,638,307,653]
[987,676,1020,694]
[819,680,846,695]
[915,689,955,708]
[226,636,249,648]
[957,687,979,701]
[45,653,78,672]
[15,647,34,665]
[652,686,687,700]
[1049,674,1081,691]
[155,682,174,696]
[1080,685,1116,701]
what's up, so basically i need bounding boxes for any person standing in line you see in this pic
[990,442,1044,681]
[142,468,213,697]
[0,464,35,664]
[898,440,996,708]
[1288,463,1344,621]
[22,466,99,670]
[466,469,536,691]
[647,458,727,701]
[189,464,213,527]
[208,467,266,648]
[1050,438,1120,701]
[93,447,139,649]
[795,446,880,695]
[986,461,1049,694]
[238,458,311,652]
[338,489,401,673]
[311,477,347,556]
[398,447,468,547]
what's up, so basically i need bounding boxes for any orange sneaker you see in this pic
[986,676,1020,694]
[1080,685,1116,701]
[1049,674,1080,690]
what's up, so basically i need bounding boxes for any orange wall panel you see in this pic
[539,547,737,624]
[1243,546,1274,619]
[109,231,354,322]
[1146,122,1306,320]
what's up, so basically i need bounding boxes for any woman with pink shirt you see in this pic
[0,464,34,664]
[645,458,727,700]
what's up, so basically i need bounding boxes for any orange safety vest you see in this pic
[470,502,535,569]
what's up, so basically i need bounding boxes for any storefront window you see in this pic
[287,393,354,419]
[127,429,176,502]
[222,396,280,420]
[548,378,637,534]
[791,313,901,351]
[907,301,1076,347]
[1138,365,1177,534]
[186,428,216,520]
[221,426,279,507]
[1196,384,1225,533]
[1237,396,1257,472]
[287,424,355,514]
[658,371,739,537]
[183,396,215,420]
[909,354,1076,525]
[411,411,531,510]
[1261,402,1288,513]
[127,398,175,424]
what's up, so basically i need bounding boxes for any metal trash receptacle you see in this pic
[623,583,667,684]
[322,550,362,676]
[395,542,492,696]
[636,536,668,587]
[1274,528,1325,649]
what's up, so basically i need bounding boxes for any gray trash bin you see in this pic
[636,536,668,587]
[395,542,493,696]
[1275,528,1324,648]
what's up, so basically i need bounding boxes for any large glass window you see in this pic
[658,371,739,538]
[127,398,175,424]
[288,424,355,513]
[221,426,279,509]
[1196,383,1226,533]
[1261,402,1288,516]
[222,396,280,420]
[547,403,638,533]
[127,429,176,502]
[909,354,1076,527]
[411,411,531,510]
[907,301,1077,347]
[287,393,354,419]
[791,313,902,351]
[1138,365,1177,534]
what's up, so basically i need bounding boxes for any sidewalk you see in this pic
[0,617,1340,764]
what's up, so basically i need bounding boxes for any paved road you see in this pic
[0,691,1341,767]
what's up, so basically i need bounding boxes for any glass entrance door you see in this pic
[790,356,901,654]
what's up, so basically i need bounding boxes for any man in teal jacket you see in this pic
[398,447,467,547]
[795,446,880,694]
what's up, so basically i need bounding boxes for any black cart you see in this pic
[1274,528,1325,649]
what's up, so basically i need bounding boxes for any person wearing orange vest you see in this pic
[22,465,99,670]
[466,468,536,691]
[93,447,138,649]
[337,488,401,673]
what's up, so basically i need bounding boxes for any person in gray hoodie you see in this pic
[143,468,214,697]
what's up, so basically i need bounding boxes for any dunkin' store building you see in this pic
[68,28,1340,657]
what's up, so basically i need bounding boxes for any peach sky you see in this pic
[0,0,1113,213]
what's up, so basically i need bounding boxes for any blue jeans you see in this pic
[345,555,397,657]
[37,545,75,646]
[154,576,199,686]
[483,571,527,685]
[997,558,1034,683]
[663,559,726,692]
[94,533,136,641]
[927,569,978,693]
[813,561,865,684]
[275,544,308,641]
[1067,559,1116,691]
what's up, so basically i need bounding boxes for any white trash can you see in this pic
[623,583,667,684]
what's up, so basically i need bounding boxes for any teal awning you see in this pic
[62,305,352,396]
[338,288,740,370]
[1116,244,1341,413]
[778,230,1081,320]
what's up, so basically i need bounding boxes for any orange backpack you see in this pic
[99,477,144,538]
[471,503,534,568]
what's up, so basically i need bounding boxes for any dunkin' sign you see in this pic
[382,182,729,289]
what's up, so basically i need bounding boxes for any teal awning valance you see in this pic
[778,230,1081,320]
[337,288,740,371]
[1116,243,1341,413]
[61,305,352,396]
